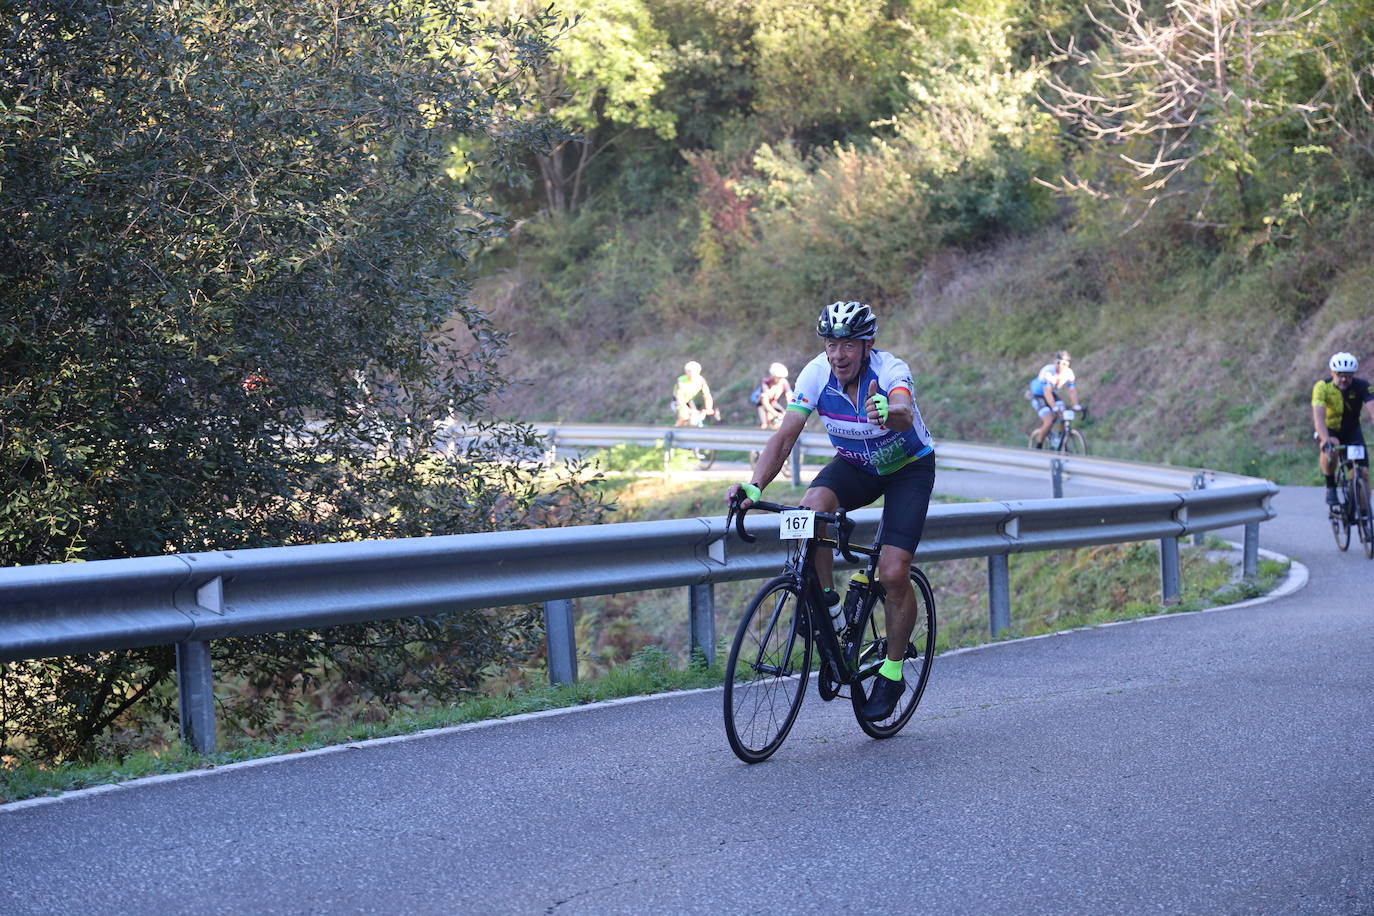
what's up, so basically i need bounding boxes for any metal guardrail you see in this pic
[0,426,1278,753]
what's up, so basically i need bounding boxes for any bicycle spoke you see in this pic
[723,578,811,763]
[852,569,937,739]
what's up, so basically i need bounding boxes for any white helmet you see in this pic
[816,300,877,340]
[1329,352,1358,373]
[769,362,788,378]
[684,360,701,374]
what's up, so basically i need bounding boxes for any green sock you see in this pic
[879,658,903,681]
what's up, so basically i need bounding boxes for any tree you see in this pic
[488,0,677,211]
[0,0,606,761]
[1038,0,1335,230]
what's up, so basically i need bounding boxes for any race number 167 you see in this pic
[779,510,815,540]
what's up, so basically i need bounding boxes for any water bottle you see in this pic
[827,595,846,633]
[842,571,870,628]
[823,588,844,633]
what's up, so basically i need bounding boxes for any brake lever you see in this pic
[727,496,757,543]
[836,509,860,563]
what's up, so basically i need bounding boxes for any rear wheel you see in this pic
[1355,474,1373,559]
[851,568,937,739]
[723,577,812,763]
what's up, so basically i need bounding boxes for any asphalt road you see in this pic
[3,482,1371,915]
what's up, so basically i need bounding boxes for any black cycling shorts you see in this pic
[1327,427,1369,468]
[809,451,936,555]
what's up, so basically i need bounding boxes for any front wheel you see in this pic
[1061,429,1087,455]
[851,568,937,739]
[693,448,717,470]
[1332,470,1352,551]
[723,577,812,763]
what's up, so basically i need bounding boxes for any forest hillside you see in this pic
[476,0,1374,483]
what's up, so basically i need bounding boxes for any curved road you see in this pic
[3,482,1371,914]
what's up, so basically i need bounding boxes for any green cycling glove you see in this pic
[738,482,761,502]
[869,392,889,423]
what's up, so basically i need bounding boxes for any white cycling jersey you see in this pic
[788,349,933,476]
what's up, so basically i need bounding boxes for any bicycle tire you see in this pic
[1026,431,1042,450]
[850,567,937,739]
[695,448,717,471]
[1332,466,1351,551]
[723,576,812,763]
[1356,474,1374,559]
[1062,429,1087,455]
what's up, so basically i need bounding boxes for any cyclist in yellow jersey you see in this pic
[673,360,717,427]
[1311,351,1374,505]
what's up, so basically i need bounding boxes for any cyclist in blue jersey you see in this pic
[728,301,935,722]
[1028,350,1083,447]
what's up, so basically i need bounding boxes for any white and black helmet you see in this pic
[1329,352,1359,373]
[817,301,877,340]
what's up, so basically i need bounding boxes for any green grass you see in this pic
[0,477,1292,805]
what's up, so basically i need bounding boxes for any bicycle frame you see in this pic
[729,500,878,687]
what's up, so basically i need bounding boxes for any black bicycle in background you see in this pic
[721,498,936,763]
[1326,442,1373,558]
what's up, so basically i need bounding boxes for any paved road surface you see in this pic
[3,483,1371,914]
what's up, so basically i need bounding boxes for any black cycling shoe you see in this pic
[1326,486,1339,506]
[861,674,905,721]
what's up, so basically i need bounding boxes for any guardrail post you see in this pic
[544,599,578,685]
[987,554,1011,636]
[791,446,802,488]
[1190,473,1207,544]
[662,431,673,477]
[1051,459,1064,498]
[1243,522,1259,578]
[1159,537,1181,604]
[176,640,217,754]
[689,584,715,666]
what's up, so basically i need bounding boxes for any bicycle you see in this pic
[721,497,936,763]
[1325,442,1373,558]
[1028,404,1087,454]
[672,403,720,470]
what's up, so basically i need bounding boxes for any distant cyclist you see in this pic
[727,300,936,722]
[1028,350,1083,448]
[1312,351,1374,506]
[754,362,792,430]
[673,360,717,427]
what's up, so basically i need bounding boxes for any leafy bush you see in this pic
[0,0,611,762]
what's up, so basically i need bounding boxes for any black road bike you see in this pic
[721,498,936,763]
[1327,442,1373,558]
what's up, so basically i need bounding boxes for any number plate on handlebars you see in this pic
[1349,444,1366,461]
[779,510,816,540]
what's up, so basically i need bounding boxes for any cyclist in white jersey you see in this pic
[1028,350,1082,447]
[728,301,936,722]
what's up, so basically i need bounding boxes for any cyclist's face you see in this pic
[825,338,870,383]
[1334,371,1354,388]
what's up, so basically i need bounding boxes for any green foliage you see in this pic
[0,0,614,762]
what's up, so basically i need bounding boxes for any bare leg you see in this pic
[877,545,916,662]
[800,485,840,591]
